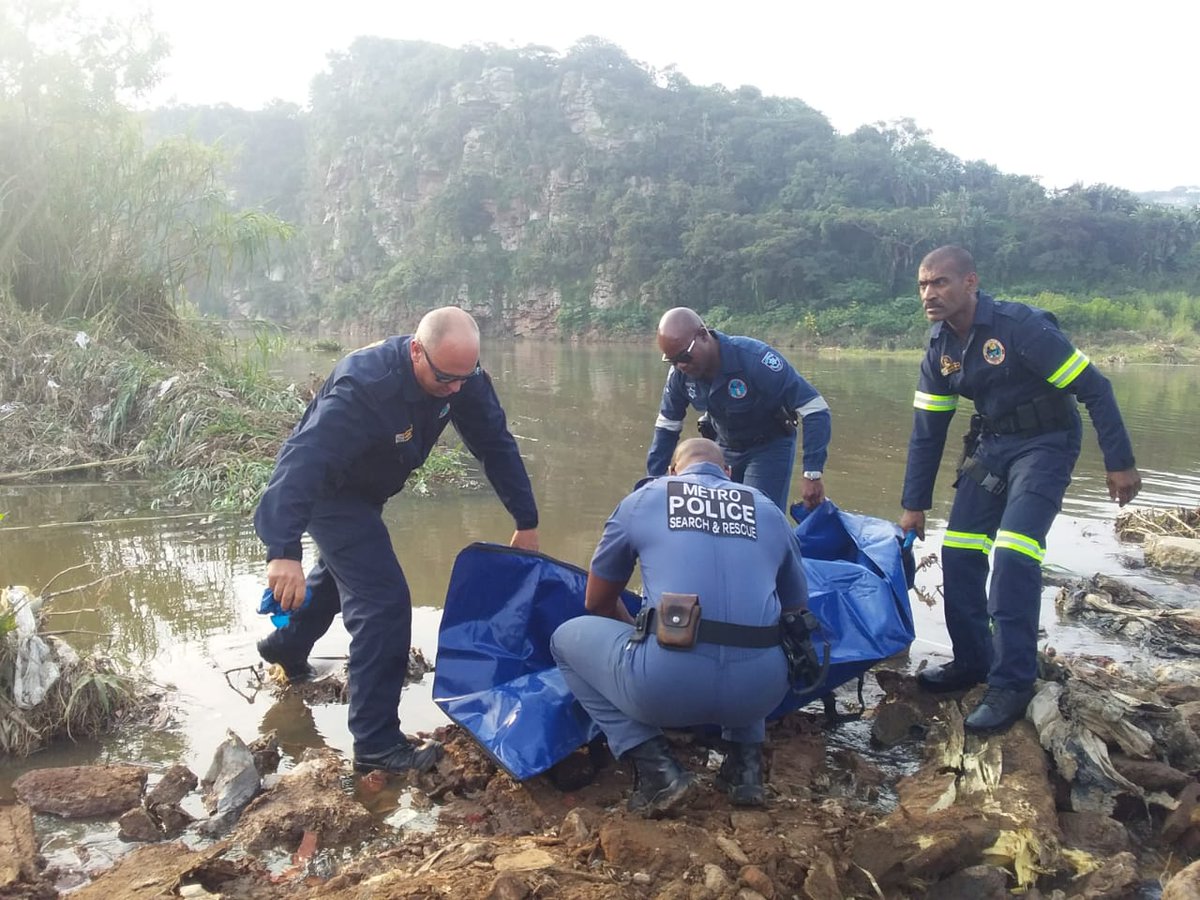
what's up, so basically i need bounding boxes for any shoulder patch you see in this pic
[940,354,961,376]
[685,381,698,401]
[982,338,1006,365]
[760,350,784,372]
[439,403,451,418]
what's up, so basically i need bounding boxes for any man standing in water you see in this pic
[648,307,832,512]
[900,246,1140,733]
[254,307,539,775]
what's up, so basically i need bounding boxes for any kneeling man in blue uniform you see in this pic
[900,246,1141,734]
[254,307,539,775]
[552,438,808,816]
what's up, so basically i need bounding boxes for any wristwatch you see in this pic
[803,471,822,480]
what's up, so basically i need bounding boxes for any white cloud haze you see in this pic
[79,0,1198,192]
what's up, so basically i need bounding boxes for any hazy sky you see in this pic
[79,0,1197,193]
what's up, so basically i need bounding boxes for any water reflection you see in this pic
[1,345,1198,793]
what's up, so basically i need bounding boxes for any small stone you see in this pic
[558,808,592,846]
[632,871,652,885]
[716,834,750,865]
[739,864,774,898]
[118,806,161,843]
[486,872,530,900]
[151,803,193,838]
[145,764,198,807]
[704,863,733,892]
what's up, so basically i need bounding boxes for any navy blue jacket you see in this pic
[254,336,537,562]
[902,293,1135,511]
[647,332,831,475]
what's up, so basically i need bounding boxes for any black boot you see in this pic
[916,661,986,694]
[716,742,765,807]
[257,633,316,684]
[964,685,1035,734]
[624,736,697,818]
[354,734,444,775]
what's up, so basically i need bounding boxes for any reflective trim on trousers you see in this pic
[995,529,1046,563]
[942,530,994,554]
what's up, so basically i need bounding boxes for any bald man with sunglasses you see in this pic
[648,308,832,512]
[254,307,538,776]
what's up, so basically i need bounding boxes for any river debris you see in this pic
[198,731,263,836]
[1054,573,1200,655]
[1117,506,1200,543]
[0,580,152,757]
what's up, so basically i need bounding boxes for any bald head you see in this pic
[416,306,480,353]
[657,307,704,343]
[671,438,726,473]
[920,245,976,279]
[656,307,718,378]
[411,306,482,397]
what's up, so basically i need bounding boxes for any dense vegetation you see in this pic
[148,37,1200,345]
[3,3,1199,353]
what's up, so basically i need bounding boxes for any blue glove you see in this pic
[258,586,313,629]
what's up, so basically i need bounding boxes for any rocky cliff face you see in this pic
[307,44,641,336]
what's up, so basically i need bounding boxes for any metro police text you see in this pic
[666,481,757,540]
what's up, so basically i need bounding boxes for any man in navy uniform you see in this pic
[552,438,808,816]
[900,246,1140,733]
[648,307,832,513]
[254,307,539,775]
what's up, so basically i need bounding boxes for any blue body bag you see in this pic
[432,500,915,780]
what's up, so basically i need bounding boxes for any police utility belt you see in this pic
[628,594,780,650]
[627,595,829,690]
[957,393,1075,496]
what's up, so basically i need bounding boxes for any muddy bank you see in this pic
[10,649,1200,899]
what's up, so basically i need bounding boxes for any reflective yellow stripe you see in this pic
[943,531,993,554]
[1047,349,1090,389]
[995,530,1045,562]
[914,391,958,412]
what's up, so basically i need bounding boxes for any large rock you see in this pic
[229,748,372,851]
[0,804,39,889]
[1144,534,1200,576]
[13,765,146,818]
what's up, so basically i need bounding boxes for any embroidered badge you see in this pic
[686,382,697,401]
[982,338,1006,365]
[395,426,413,443]
[761,351,784,372]
[940,354,962,376]
[438,403,451,418]
[728,379,748,399]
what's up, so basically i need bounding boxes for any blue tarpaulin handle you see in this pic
[257,586,312,629]
[902,530,917,550]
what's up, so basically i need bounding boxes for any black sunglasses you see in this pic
[421,344,481,384]
[662,334,698,366]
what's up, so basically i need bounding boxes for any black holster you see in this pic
[780,609,829,690]
[954,415,1007,496]
[697,413,718,441]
